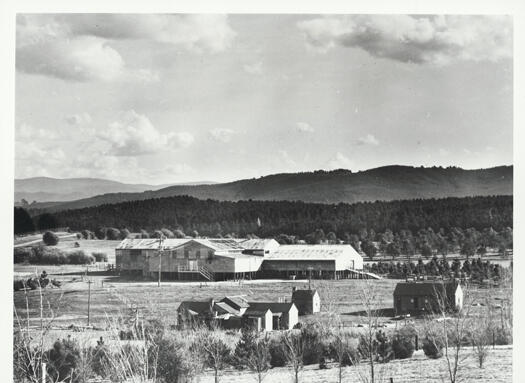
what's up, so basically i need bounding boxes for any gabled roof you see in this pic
[292,289,319,301]
[244,308,272,317]
[247,302,296,314]
[393,281,459,298]
[221,296,249,310]
[117,238,190,250]
[239,239,279,250]
[214,302,240,315]
[178,300,212,315]
[264,245,360,261]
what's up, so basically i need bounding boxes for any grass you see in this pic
[197,346,513,383]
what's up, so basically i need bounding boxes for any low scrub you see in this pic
[14,246,94,265]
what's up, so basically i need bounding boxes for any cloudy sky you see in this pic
[15,14,513,184]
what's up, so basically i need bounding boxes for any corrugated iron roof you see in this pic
[239,239,278,250]
[393,281,459,297]
[264,245,356,261]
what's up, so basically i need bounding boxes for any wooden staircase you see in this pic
[177,264,214,281]
[346,268,382,280]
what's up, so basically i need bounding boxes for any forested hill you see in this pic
[43,195,512,238]
[30,165,512,212]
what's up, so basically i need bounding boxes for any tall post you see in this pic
[158,235,164,288]
[87,279,92,326]
[42,362,46,383]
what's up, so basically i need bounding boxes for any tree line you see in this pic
[20,195,511,237]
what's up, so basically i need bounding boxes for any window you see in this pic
[196,250,201,259]
[184,249,189,259]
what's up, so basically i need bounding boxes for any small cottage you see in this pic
[393,280,463,316]
[291,288,321,315]
[246,302,299,330]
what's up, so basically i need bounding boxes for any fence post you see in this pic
[415,334,419,351]
[390,378,394,383]
[42,362,46,383]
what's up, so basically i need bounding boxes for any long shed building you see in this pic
[116,238,363,281]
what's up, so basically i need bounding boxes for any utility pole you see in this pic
[158,235,165,288]
[307,266,313,290]
[87,279,93,326]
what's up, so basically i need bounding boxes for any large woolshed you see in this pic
[116,238,274,281]
[259,244,363,279]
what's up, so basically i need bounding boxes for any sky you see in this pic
[15,14,513,184]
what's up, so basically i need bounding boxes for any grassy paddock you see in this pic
[198,346,513,383]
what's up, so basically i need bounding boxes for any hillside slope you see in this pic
[15,177,214,203]
[28,165,512,212]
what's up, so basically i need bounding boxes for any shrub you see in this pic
[95,227,107,240]
[81,230,95,239]
[492,326,512,345]
[301,323,323,365]
[76,233,82,239]
[173,229,185,239]
[106,228,121,240]
[14,247,34,263]
[155,337,196,383]
[67,250,94,265]
[46,337,81,382]
[269,338,287,367]
[392,330,416,359]
[161,228,175,238]
[43,231,59,246]
[92,252,108,262]
[151,230,164,239]
[120,228,131,239]
[423,337,444,359]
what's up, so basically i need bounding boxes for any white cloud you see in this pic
[98,110,194,156]
[16,14,233,82]
[16,123,56,141]
[326,152,354,170]
[16,33,129,82]
[65,113,92,125]
[63,14,236,53]
[243,62,263,75]
[297,15,512,64]
[210,128,236,143]
[296,122,315,133]
[357,134,379,146]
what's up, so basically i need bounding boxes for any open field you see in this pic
[13,262,511,331]
[199,346,513,383]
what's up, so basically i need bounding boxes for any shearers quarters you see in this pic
[116,238,363,281]
[393,280,464,316]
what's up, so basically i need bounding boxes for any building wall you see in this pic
[312,293,321,313]
[116,249,147,272]
[261,260,336,273]
[286,305,299,329]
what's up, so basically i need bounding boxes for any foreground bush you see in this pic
[423,337,444,359]
[269,338,287,367]
[392,326,416,359]
[43,231,59,246]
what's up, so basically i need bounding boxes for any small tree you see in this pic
[94,227,107,240]
[234,329,271,383]
[43,231,59,246]
[283,331,304,383]
[386,242,400,260]
[193,326,232,383]
[106,228,122,240]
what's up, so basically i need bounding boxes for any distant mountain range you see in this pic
[22,165,513,212]
[15,177,215,204]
